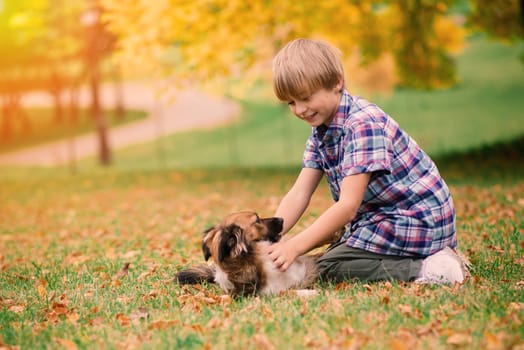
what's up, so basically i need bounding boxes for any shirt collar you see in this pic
[314,90,352,143]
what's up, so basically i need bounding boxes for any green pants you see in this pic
[316,241,423,282]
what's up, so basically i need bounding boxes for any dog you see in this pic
[175,211,320,296]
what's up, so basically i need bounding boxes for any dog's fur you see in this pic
[175,211,319,296]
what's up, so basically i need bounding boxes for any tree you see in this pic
[101,0,522,93]
[468,0,524,42]
[0,0,118,165]
[100,0,467,91]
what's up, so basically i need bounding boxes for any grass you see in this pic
[0,36,523,349]
[0,143,523,349]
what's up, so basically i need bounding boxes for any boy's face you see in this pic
[287,80,343,128]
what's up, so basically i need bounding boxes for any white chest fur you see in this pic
[258,242,308,295]
[214,266,234,293]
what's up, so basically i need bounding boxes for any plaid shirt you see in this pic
[303,91,456,257]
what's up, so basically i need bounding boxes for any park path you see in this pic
[0,81,240,166]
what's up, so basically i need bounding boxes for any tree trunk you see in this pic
[113,65,125,120]
[90,64,111,165]
[1,94,11,141]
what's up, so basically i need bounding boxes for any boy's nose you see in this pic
[294,101,307,115]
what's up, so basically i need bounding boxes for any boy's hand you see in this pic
[267,239,300,271]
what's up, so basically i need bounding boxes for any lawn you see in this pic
[0,143,523,349]
[0,36,523,349]
[75,35,524,172]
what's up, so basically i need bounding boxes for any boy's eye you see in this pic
[287,95,309,106]
[298,95,311,102]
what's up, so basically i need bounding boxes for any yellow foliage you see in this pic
[101,0,466,92]
[434,16,466,55]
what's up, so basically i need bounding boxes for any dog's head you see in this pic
[202,211,283,263]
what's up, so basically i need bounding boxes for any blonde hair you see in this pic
[272,38,345,102]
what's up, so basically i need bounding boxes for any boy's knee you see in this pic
[316,255,357,282]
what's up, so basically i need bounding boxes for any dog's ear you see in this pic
[218,224,248,262]
[202,226,215,261]
[218,232,235,262]
[202,241,212,261]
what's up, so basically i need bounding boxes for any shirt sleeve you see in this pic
[302,135,323,170]
[341,120,393,177]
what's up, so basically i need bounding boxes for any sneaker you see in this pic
[415,247,470,285]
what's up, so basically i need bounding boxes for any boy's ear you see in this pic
[335,76,344,92]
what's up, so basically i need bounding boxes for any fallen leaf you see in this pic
[137,271,152,281]
[508,302,524,312]
[52,302,69,315]
[389,339,409,350]
[114,262,130,279]
[116,313,130,326]
[148,319,178,330]
[253,333,276,350]
[8,305,25,314]
[447,332,472,346]
[293,289,320,298]
[398,304,413,316]
[483,331,506,350]
[36,279,48,298]
[120,251,141,259]
[116,296,133,304]
[393,328,417,349]
[55,338,77,350]
[129,307,149,322]
[67,312,80,324]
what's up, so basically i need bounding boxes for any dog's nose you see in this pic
[268,217,284,236]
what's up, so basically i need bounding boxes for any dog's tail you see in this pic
[175,264,216,285]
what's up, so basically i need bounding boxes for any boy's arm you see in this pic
[274,167,324,235]
[268,172,371,271]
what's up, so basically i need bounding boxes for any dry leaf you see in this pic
[294,289,320,298]
[8,305,25,314]
[391,328,417,349]
[116,296,133,304]
[116,313,130,326]
[389,338,409,350]
[206,317,223,329]
[137,271,152,281]
[129,307,149,322]
[253,333,276,350]
[148,319,178,330]
[36,279,48,298]
[52,302,69,315]
[67,312,80,324]
[114,262,130,279]
[508,302,524,312]
[447,332,472,346]
[55,338,78,350]
[483,331,506,350]
[398,304,413,316]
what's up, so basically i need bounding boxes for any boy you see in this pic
[267,38,468,284]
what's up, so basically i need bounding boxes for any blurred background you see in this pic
[0,0,522,172]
